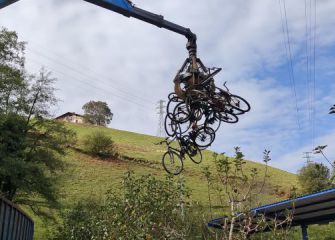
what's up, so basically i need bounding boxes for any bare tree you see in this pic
[203,148,293,240]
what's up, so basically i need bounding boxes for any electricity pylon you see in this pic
[156,100,166,137]
[302,152,313,164]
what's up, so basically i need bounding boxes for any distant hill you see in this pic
[31,123,297,239]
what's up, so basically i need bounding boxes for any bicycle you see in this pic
[156,136,202,175]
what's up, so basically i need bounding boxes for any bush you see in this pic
[298,162,331,194]
[52,198,108,240]
[83,131,117,158]
[51,172,207,240]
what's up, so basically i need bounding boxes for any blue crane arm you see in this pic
[0,0,196,41]
[0,0,132,12]
[0,0,18,9]
[84,0,134,16]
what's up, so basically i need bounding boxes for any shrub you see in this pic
[83,131,117,158]
[51,172,207,240]
[298,162,331,194]
[51,198,108,240]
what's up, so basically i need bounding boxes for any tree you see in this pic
[0,27,26,115]
[82,100,113,126]
[0,27,25,68]
[0,27,76,216]
[0,113,76,211]
[298,162,331,194]
[203,148,293,240]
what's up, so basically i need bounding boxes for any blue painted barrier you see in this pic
[0,198,34,240]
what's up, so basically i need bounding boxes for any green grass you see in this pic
[31,123,298,239]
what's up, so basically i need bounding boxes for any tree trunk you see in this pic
[228,202,235,240]
[1,176,17,201]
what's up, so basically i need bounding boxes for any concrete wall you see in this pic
[58,115,85,124]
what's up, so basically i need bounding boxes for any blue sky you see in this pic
[0,0,334,173]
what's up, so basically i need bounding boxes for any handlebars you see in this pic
[154,137,171,145]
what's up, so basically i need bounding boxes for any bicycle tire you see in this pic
[168,92,179,100]
[209,92,229,112]
[218,111,238,124]
[205,114,221,132]
[215,87,231,100]
[162,150,184,175]
[165,112,191,136]
[229,94,251,113]
[186,98,205,122]
[192,127,216,149]
[173,102,190,124]
[164,113,177,137]
[176,121,191,135]
[166,95,183,115]
[186,144,202,164]
[225,105,244,116]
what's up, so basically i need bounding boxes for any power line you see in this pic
[305,0,314,149]
[304,0,311,130]
[28,57,150,111]
[156,99,166,137]
[31,45,153,104]
[278,0,301,130]
[304,0,317,150]
[26,46,154,105]
[312,0,317,149]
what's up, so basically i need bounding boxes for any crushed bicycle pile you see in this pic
[160,60,250,175]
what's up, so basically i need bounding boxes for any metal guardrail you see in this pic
[0,198,34,240]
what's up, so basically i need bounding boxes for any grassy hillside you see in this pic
[31,123,298,239]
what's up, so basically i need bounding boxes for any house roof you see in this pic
[55,112,83,119]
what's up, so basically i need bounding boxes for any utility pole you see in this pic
[303,152,313,164]
[156,100,166,137]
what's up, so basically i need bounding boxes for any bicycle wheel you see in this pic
[165,112,191,136]
[162,150,183,175]
[192,127,216,149]
[224,105,243,116]
[175,120,191,135]
[166,95,183,115]
[205,115,221,132]
[229,94,251,113]
[186,144,202,164]
[168,92,179,100]
[215,87,231,100]
[218,111,238,124]
[173,102,190,123]
[186,99,205,123]
[164,113,178,137]
[209,92,229,113]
